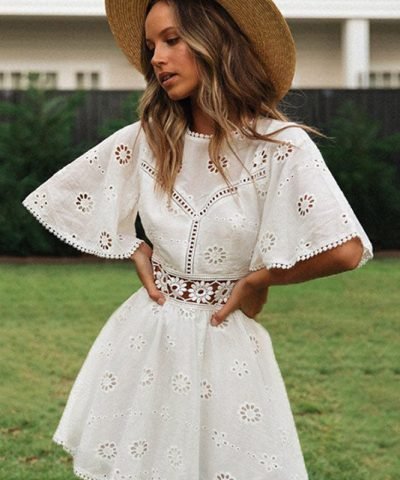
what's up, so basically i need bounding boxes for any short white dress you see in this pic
[22,117,373,480]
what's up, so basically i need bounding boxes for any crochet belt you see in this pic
[152,260,237,306]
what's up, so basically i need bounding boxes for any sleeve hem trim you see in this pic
[249,232,373,271]
[22,199,144,260]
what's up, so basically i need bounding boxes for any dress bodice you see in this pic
[22,117,373,282]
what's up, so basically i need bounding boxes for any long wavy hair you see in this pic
[139,0,326,198]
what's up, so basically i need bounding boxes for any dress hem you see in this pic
[53,435,102,480]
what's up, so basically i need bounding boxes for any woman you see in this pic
[22,0,373,479]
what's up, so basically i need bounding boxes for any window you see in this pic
[11,72,23,89]
[76,71,101,90]
[1,71,58,90]
[369,71,400,88]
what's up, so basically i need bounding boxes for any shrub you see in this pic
[318,100,400,250]
[0,78,86,255]
[97,91,141,138]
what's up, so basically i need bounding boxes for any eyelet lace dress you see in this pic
[22,117,373,480]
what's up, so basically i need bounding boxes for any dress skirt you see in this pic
[52,286,309,480]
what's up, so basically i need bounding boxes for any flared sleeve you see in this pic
[22,121,144,259]
[249,126,374,271]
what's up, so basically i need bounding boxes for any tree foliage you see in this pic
[319,100,400,249]
[0,78,86,255]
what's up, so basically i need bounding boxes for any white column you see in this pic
[342,18,370,88]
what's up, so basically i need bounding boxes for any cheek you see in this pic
[178,46,198,70]
[184,56,200,84]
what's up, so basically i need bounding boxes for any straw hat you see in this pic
[105,0,296,100]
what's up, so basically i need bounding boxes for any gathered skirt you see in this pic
[52,286,309,480]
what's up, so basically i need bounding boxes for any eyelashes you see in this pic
[147,37,181,54]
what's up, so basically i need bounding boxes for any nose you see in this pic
[150,44,167,68]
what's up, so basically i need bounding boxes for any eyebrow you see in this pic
[145,26,177,44]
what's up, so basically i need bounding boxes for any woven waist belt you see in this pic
[152,260,238,306]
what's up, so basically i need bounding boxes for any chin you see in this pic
[166,85,199,102]
[166,90,191,101]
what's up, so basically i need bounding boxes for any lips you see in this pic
[159,73,177,84]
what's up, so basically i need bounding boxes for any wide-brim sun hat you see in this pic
[105,0,296,101]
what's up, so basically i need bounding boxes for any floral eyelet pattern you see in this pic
[260,232,277,253]
[85,148,99,165]
[114,144,132,165]
[140,367,155,387]
[152,261,237,306]
[208,155,229,174]
[165,334,176,351]
[167,445,183,468]
[75,192,94,214]
[99,231,112,250]
[259,453,282,472]
[189,281,214,303]
[297,193,316,216]
[214,283,234,303]
[129,334,147,352]
[253,148,268,168]
[129,440,149,459]
[215,474,237,480]
[230,359,250,378]
[238,402,263,424]
[204,246,227,265]
[211,430,229,448]
[96,441,118,460]
[33,192,48,210]
[200,379,213,400]
[249,334,260,354]
[273,141,295,161]
[155,271,169,292]
[99,341,113,358]
[256,181,268,198]
[100,371,118,392]
[171,372,192,395]
[228,213,247,230]
[168,277,188,297]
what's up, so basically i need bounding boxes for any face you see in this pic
[145,1,201,101]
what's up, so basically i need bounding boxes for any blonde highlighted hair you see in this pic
[139,0,326,198]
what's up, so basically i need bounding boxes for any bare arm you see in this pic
[246,236,364,289]
[210,236,364,326]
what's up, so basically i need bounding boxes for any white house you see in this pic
[0,0,399,91]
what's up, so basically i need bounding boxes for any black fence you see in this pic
[1,87,399,255]
[1,88,400,146]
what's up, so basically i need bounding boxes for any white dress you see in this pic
[22,117,373,480]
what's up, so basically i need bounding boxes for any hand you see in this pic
[210,274,269,326]
[130,242,166,305]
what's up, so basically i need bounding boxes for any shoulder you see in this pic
[255,117,315,149]
[99,120,144,149]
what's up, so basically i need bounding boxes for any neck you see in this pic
[189,99,246,135]
[190,100,214,135]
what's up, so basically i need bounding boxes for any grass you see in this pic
[0,259,398,479]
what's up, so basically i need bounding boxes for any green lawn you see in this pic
[0,259,398,480]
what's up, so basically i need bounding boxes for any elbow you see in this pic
[339,237,364,271]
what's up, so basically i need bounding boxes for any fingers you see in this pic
[210,281,269,327]
[210,281,244,326]
[139,265,166,305]
[131,245,166,306]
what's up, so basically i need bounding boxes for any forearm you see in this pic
[246,237,364,288]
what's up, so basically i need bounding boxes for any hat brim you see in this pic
[105,0,296,100]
